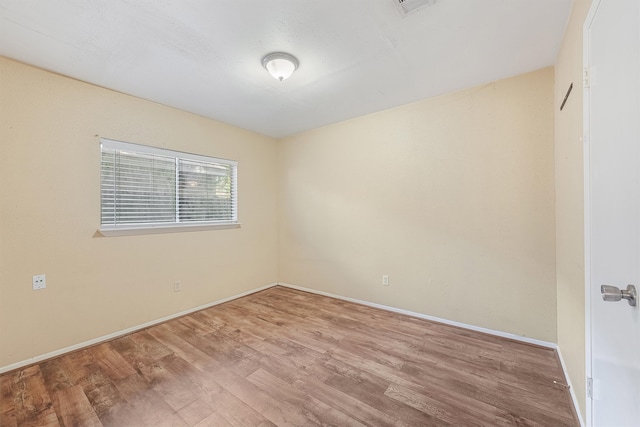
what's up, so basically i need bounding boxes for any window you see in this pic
[100,138,238,235]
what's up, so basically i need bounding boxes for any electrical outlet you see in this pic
[382,275,389,286]
[33,274,46,290]
[174,281,181,292]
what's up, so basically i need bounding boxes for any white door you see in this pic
[586,0,640,426]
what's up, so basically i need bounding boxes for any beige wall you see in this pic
[278,68,557,342]
[0,57,278,370]
[555,0,592,420]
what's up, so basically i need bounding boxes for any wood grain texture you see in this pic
[0,286,579,426]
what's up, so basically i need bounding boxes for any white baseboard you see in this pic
[277,282,556,348]
[556,347,586,427]
[0,282,278,375]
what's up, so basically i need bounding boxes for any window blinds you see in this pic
[100,139,237,229]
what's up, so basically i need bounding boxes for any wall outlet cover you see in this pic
[33,274,46,290]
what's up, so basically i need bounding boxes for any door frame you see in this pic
[582,1,602,426]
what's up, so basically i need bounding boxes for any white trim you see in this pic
[277,282,556,348]
[98,222,241,237]
[100,137,238,166]
[0,283,277,375]
[583,1,601,425]
[557,346,587,427]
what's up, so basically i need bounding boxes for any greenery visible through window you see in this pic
[100,138,237,231]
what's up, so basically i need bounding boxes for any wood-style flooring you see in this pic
[0,286,579,426]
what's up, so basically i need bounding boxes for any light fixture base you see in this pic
[396,0,438,16]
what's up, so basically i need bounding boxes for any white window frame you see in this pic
[99,138,239,236]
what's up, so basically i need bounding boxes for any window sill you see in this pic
[97,222,241,237]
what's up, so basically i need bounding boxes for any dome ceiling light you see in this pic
[262,52,299,81]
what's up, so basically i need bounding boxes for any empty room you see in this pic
[1,0,638,426]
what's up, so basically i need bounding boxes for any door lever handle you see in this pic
[601,284,637,307]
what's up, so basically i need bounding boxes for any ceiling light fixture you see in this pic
[396,0,438,16]
[262,52,299,81]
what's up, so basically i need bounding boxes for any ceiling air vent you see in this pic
[395,0,438,16]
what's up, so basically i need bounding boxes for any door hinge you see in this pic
[587,377,593,399]
[583,67,590,88]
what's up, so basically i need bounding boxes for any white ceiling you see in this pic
[0,0,571,138]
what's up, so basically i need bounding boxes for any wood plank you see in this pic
[129,330,174,360]
[109,335,156,373]
[207,364,318,427]
[4,366,60,427]
[192,376,276,427]
[90,343,136,381]
[322,352,502,425]
[39,357,75,394]
[247,368,369,427]
[147,323,216,371]
[0,371,18,427]
[83,379,125,418]
[191,410,232,427]
[177,398,213,426]
[137,354,199,411]
[51,385,102,427]
[98,388,187,427]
